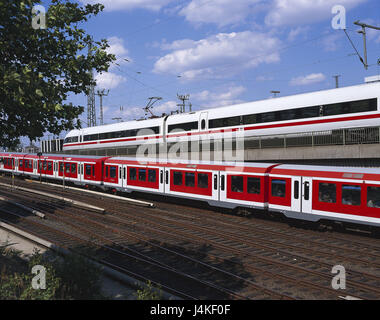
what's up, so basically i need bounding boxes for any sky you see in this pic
[41,0,380,140]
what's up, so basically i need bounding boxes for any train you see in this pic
[62,81,380,156]
[1,152,380,229]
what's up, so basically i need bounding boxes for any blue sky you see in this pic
[44,0,380,139]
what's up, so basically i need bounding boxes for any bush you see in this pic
[135,280,162,300]
[0,246,105,300]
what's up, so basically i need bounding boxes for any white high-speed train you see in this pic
[62,81,380,153]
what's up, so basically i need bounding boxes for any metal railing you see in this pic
[245,126,380,149]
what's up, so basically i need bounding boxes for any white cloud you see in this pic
[153,31,282,80]
[80,0,173,11]
[265,0,367,27]
[192,86,246,108]
[107,36,129,58]
[287,26,309,42]
[321,32,343,52]
[290,73,326,86]
[95,72,126,89]
[105,36,131,69]
[179,0,262,27]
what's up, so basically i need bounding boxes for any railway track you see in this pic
[1,175,380,299]
[0,182,291,299]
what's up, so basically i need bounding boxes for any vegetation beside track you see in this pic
[0,243,106,300]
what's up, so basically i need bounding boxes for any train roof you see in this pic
[0,152,108,161]
[105,157,278,173]
[65,117,164,138]
[272,164,380,182]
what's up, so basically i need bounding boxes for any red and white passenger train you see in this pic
[1,152,380,228]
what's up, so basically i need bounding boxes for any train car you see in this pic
[2,152,380,228]
[268,164,380,227]
[103,157,278,211]
[62,117,164,153]
[63,81,380,155]
[0,152,25,175]
[0,153,109,187]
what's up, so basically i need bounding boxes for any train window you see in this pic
[198,173,209,189]
[301,106,320,118]
[160,170,163,184]
[139,169,146,181]
[19,160,23,167]
[110,166,117,178]
[231,176,244,193]
[225,116,240,127]
[129,168,136,180]
[165,171,168,184]
[214,175,218,190]
[71,164,76,173]
[294,181,299,199]
[247,177,261,194]
[92,165,95,176]
[280,109,300,121]
[85,164,92,176]
[209,116,240,129]
[64,136,79,144]
[169,122,198,132]
[318,183,336,203]
[242,114,257,125]
[261,112,276,123]
[47,162,52,171]
[106,166,109,177]
[271,179,286,197]
[349,98,377,113]
[148,169,156,183]
[65,163,70,174]
[185,172,195,187]
[173,171,183,186]
[323,103,343,116]
[60,163,64,172]
[221,175,225,191]
[342,185,361,206]
[367,186,380,208]
[136,127,160,136]
[304,182,310,201]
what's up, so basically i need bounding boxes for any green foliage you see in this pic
[135,280,163,300]
[0,0,116,148]
[0,247,105,300]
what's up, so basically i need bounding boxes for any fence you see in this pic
[245,126,380,149]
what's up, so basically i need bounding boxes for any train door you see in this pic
[118,165,124,189]
[164,168,170,194]
[212,171,219,201]
[78,162,83,183]
[159,168,165,193]
[302,177,312,213]
[122,164,127,189]
[219,172,226,202]
[291,176,312,214]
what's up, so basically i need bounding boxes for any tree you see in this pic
[0,0,116,148]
